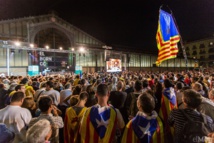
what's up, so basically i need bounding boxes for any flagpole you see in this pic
[165,5,188,71]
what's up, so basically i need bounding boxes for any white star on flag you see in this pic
[139,123,151,138]
[96,115,109,128]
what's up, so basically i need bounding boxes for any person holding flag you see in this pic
[156,9,180,66]
[79,83,125,143]
[121,92,164,143]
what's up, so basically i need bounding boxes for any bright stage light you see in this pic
[30,44,34,48]
[71,48,74,51]
[79,47,85,52]
[59,47,63,50]
[45,45,49,49]
[15,41,20,46]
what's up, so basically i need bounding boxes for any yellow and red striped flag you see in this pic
[156,10,180,66]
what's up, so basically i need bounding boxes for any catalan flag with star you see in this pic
[159,87,177,141]
[156,10,180,66]
[79,105,117,143]
[64,106,87,143]
[121,111,164,143]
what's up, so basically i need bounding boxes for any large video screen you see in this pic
[106,59,122,72]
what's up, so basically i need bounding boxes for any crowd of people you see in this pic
[1,70,214,143]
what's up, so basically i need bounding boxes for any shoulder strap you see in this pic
[37,90,44,100]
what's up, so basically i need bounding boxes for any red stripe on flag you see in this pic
[157,53,177,62]
[160,96,168,122]
[69,129,74,143]
[127,123,133,143]
[109,109,118,143]
[93,127,99,143]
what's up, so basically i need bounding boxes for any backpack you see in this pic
[181,110,210,143]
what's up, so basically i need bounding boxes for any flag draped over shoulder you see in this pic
[80,105,117,143]
[64,106,87,143]
[156,10,180,66]
[158,87,177,141]
[121,111,164,143]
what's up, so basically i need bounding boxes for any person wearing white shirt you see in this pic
[0,91,32,143]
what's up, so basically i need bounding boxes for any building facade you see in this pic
[0,13,195,76]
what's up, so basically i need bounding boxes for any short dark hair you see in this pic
[80,79,86,85]
[38,96,52,112]
[64,83,71,89]
[96,84,108,97]
[15,84,25,91]
[142,80,149,88]
[134,80,142,91]
[20,78,28,85]
[164,79,173,88]
[79,92,89,100]
[46,81,54,88]
[138,92,155,114]
[183,89,202,109]
[176,82,184,90]
[11,91,25,102]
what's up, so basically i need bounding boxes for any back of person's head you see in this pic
[86,85,95,95]
[73,85,82,95]
[15,84,24,91]
[32,81,37,87]
[79,92,89,100]
[176,82,184,90]
[80,79,86,85]
[70,95,79,106]
[64,83,71,89]
[26,119,51,143]
[96,84,108,97]
[117,81,123,91]
[11,91,25,103]
[0,83,4,89]
[164,79,174,88]
[142,80,149,88]
[46,81,54,88]
[138,92,155,114]
[20,78,28,85]
[183,89,202,109]
[180,86,192,92]
[134,80,142,91]
[22,97,36,110]
[38,96,52,112]
[193,82,203,91]
[76,75,80,79]
[0,123,15,143]
[39,82,46,88]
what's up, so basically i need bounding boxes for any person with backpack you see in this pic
[168,89,214,143]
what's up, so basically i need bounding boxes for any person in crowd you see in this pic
[0,83,8,109]
[175,82,184,107]
[85,85,97,107]
[159,79,177,142]
[121,92,164,143]
[26,119,52,143]
[63,85,82,106]
[109,76,118,91]
[0,123,15,143]
[22,96,37,117]
[20,77,35,97]
[73,75,80,86]
[154,80,163,113]
[40,81,60,106]
[128,80,143,117]
[142,79,151,93]
[193,82,206,97]
[32,81,39,91]
[28,96,64,143]
[34,81,46,102]
[0,91,32,143]
[168,89,214,143]
[80,84,124,143]
[109,81,128,124]
[79,79,88,91]
[64,92,88,143]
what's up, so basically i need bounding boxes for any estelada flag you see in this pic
[64,106,87,143]
[156,10,180,66]
[79,105,117,143]
[121,111,164,143]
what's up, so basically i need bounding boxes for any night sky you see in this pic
[0,0,214,52]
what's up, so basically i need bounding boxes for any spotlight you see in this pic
[30,44,34,48]
[14,41,20,46]
[59,47,63,50]
[45,45,49,49]
[71,48,74,51]
[79,47,85,52]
